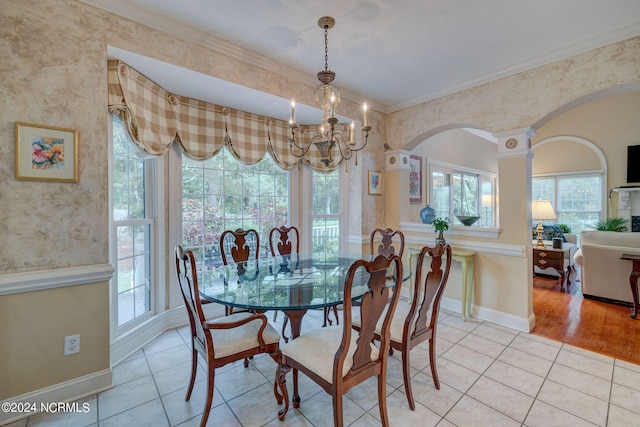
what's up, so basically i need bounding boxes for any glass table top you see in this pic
[199,253,408,312]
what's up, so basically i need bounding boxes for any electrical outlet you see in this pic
[64,334,80,356]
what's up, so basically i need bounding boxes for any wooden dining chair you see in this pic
[370,227,405,258]
[220,228,260,266]
[268,225,300,341]
[276,254,403,427]
[174,245,283,427]
[354,243,452,410]
[220,228,260,315]
[269,225,299,258]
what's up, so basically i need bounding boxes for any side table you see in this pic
[620,254,640,319]
[533,247,566,291]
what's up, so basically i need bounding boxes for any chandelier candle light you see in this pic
[288,16,371,167]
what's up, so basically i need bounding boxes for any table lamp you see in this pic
[532,200,556,248]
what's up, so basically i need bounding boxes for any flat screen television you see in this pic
[628,145,640,184]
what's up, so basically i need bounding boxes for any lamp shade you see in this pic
[532,200,557,221]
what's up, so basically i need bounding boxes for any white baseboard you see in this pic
[110,307,186,365]
[110,303,224,366]
[441,297,531,333]
[0,369,112,425]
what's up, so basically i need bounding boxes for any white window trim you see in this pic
[427,158,498,233]
[300,166,349,253]
[109,115,167,342]
[532,170,606,221]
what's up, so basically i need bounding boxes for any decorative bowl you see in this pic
[455,215,480,226]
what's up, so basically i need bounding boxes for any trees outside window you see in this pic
[112,116,155,329]
[181,149,289,266]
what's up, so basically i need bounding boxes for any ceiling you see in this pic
[84,0,640,121]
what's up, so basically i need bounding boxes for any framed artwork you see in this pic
[368,170,382,195]
[409,154,422,203]
[15,122,78,182]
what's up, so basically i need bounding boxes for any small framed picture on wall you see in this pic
[15,122,78,182]
[368,170,382,195]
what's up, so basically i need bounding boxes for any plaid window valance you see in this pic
[107,60,341,171]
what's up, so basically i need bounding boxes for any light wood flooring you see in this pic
[533,272,640,365]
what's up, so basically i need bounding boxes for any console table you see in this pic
[533,247,567,291]
[620,254,640,319]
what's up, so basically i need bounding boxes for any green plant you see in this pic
[588,217,629,232]
[557,223,572,234]
[432,217,449,233]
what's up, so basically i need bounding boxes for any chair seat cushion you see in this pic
[281,325,379,383]
[352,304,412,343]
[209,312,280,358]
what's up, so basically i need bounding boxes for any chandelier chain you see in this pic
[324,27,329,72]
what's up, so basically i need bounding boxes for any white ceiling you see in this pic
[85,0,640,121]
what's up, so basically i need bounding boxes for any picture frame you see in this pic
[408,154,422,203]
[368,170,382,195]
[15,122,78,182]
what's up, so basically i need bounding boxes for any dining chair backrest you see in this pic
[412,243,452,337]
[343,254,403,377]
[220,228,260,265]
[175,245,208,351]
[370,228,405,258]
[269,225,300,257]
[276,253,403,426]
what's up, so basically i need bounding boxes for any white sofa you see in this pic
[574,231,640,303]
[533,234,578,281]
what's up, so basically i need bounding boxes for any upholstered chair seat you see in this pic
[280,326,379,383]
[208,312,281,358]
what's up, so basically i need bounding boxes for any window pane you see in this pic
[312,169,340,256]
[112,116,153,329]
[182,150,289,266]
[532,178,554,203]
[430,168,450,220]
[480,178,494,227]
[453,172,479,222]
[116,223,151,326]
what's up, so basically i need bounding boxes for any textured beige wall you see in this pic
[388,37,640,145]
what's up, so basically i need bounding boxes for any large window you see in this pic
[430,162,496,227]
[181,149,289,266]
[111,117,155,329]
[532,174,602,234]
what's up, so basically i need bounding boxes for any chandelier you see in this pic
[288,16,371,167]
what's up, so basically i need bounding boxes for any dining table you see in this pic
[198,252,409,340]
[199,251,409,413]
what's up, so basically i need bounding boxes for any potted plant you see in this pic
[557,223,572,234]
[432,217,449,244]
[588,217,629,232]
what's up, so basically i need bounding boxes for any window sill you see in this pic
[399,221,501,239]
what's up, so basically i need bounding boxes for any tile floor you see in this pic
[6,303,640,427]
